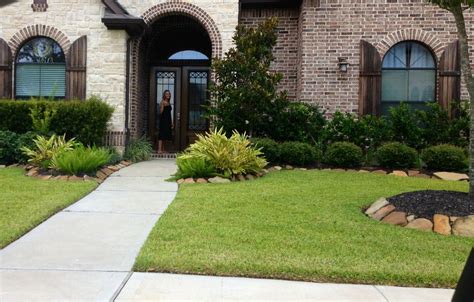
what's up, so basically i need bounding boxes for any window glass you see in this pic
[15,37,66,98]
[381,41,436,113]
[169,50,208,60]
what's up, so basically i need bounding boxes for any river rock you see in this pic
[208,176,231,184]
[390,170,408,177]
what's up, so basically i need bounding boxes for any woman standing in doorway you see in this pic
[157,90,173,153]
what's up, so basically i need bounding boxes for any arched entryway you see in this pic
[128,7,221,153]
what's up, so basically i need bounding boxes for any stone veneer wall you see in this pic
[0,0,128,131]
[297,0,474,114]
[239,6,300,99]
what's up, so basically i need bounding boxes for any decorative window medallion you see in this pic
[32,0,48,12]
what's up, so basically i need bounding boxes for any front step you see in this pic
[150,153,177,159]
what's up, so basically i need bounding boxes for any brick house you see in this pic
[0,0,472,151]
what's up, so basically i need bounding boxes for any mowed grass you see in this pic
[0,167,97,248]
[134,170,474,288]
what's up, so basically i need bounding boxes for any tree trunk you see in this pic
[451,5,474,198]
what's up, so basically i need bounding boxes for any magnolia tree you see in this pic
[427,0,474,196]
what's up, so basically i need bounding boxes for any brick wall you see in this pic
[297,0,474,115]
[239,6,300,99]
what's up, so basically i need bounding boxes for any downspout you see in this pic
[124,37,131,147]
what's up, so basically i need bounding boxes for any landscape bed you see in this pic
[134,169,474,288]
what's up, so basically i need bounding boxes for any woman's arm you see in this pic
[159,101,164,114]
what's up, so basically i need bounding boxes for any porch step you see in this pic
[150,153,177,160]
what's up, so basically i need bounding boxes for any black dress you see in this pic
[158,105,173,141]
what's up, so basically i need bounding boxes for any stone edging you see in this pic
[13,161,133,183]
[365,197,474,238]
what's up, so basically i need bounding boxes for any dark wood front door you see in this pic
[150,66,210,152]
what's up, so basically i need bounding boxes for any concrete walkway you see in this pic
[0,159,456,301]
[0,160,178,301]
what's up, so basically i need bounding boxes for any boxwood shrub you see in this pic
[323,142,363,168]
[250,137,281,164]
[0,97,114,146]
[0,130,37,165]
[421,144,468,172]
[375,142,418,169]
[279,141,322,166]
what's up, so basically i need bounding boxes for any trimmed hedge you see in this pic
[0,97,114,146]
[421,144,468,172]
[250,137,281,164]
[280,141,322,166]
[375,142,418,169]
[323,142,363,168]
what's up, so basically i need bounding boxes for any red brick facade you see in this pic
[241,0,474,115]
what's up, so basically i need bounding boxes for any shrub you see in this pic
[21,134,77,169]
[0,131,37,165]
[421,144,468,172]
[322,112,391,152]
[387,103,422,149]
[279,141,321,166]
[323,142,363,168]
[375,142,418,169]
[183,128,267,177]
[0,131,19,165]
[123,137,153,162]
[0,97,114,146]
[270,102,326,143]
[52,146,112,175]
[105,147,122,165]
[175,156,216,179]
[250,137,280,163]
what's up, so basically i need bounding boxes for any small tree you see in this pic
[427,0,474,196]
[208,18,289,137]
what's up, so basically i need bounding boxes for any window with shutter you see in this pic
[0,38,12,99]
[15,37,66,99]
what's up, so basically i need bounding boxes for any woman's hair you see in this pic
[162,90,171,101]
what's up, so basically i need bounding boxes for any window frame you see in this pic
[14,36,66,99]
[381,41,438,112]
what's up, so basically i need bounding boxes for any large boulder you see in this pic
[452,216,474,238]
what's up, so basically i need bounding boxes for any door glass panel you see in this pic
[188,71,208,131]
[156,71,176,129]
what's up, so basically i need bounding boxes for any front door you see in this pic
[150,66,210,152]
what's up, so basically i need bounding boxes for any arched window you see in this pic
[381,41,436,114]
[15,37,66,99]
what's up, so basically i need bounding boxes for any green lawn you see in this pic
[0,167,97,248]
[134,170,474,288]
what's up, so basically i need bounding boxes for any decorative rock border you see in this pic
[13,161,133,183]
[175,165,470,184]
[365,197,474,238]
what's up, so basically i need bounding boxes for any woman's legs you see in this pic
[157,140,164,153]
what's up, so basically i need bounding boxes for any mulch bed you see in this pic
[389,190,474,219]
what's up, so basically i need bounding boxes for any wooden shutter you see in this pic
[359,40,382,115]
[66,36,87,100]
[0,38,12,99]
[438,40,461,113]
